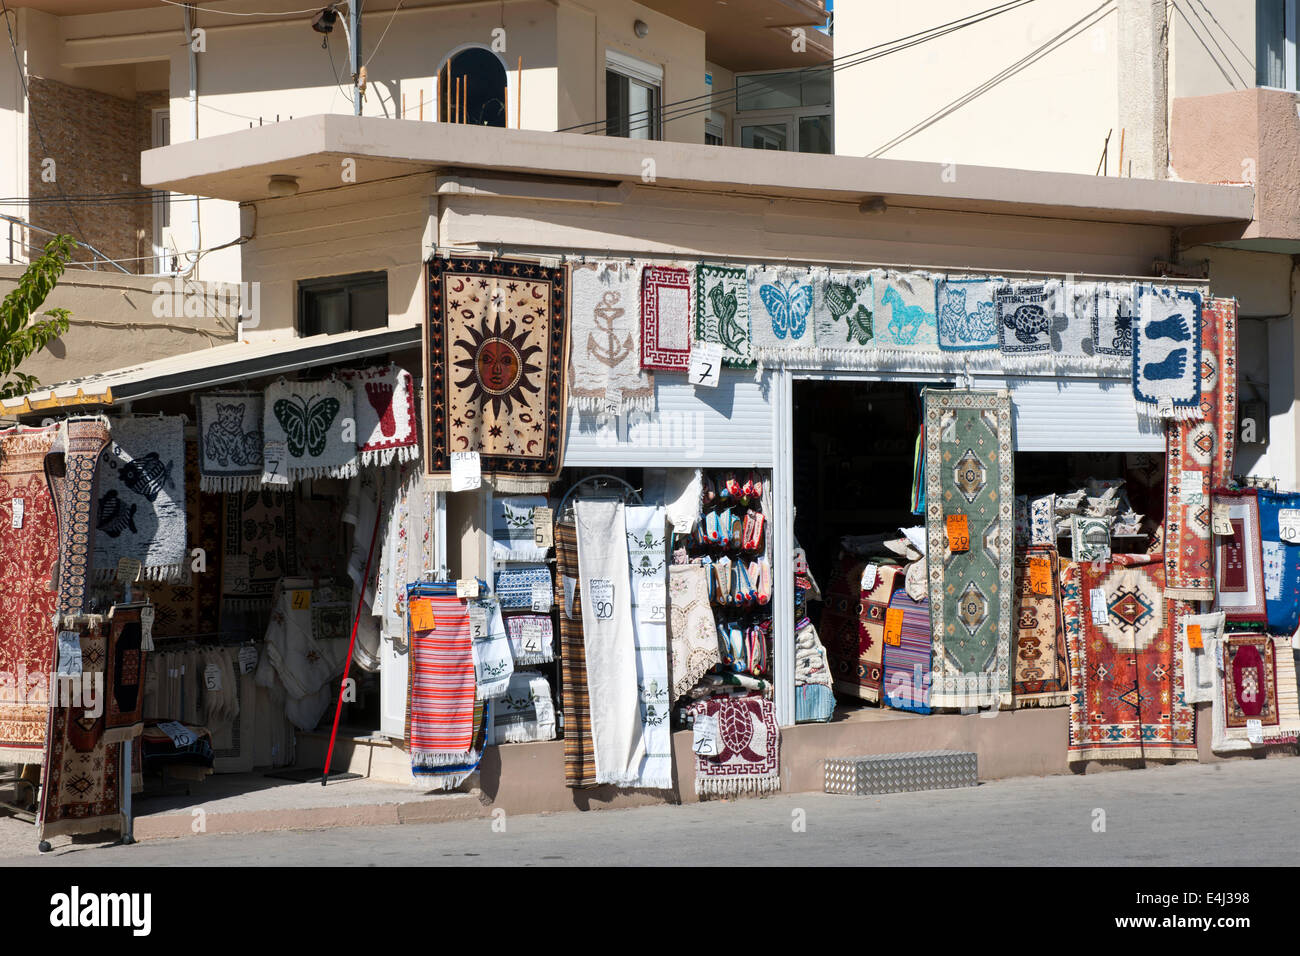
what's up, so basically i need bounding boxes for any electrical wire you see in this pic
[1170,0,1247,90]
[152,0,338,17]
[362,0,403,69]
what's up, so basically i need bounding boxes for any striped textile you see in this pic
[556,519,597,788]
[405,582,479,782]
[882,590,931,714]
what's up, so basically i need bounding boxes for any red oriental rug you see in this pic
[104,604,149,744]
[46,418,111,618]
[686,695,780,797]
[0,426,60,764]
[1012,547,1070,707]
[1067,554,1197,763]
[1212,488,1268,625]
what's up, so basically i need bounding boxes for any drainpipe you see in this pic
[184,3,200,276]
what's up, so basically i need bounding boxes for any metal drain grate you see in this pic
[824,750,978,795]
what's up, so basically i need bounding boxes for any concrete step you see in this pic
[295,731,416,785]
[824,750,979,795]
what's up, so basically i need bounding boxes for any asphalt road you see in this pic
[6,757,1299,866]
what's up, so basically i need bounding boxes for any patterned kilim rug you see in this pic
[47,418,111,618]
[856,564,904,703]
[1254,490,1300,635]
[925,389,1014,709]
[39,620,123,840]
[426,255,570,491]
[1212,488,1268,625]
[1011,547,1070,707]
[221,488,298,609]
[686,695,779,797]
[882,590,932,714]
[0,426,59,764]
[820,556,874,701]
[148,440,222,639]
[103,604,148,744]
[556,518,596,788]
[1067,556,1197,763]
[1218,634,1299,746]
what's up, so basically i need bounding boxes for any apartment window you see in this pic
[439,46,507,126]
[705,111,725,146]
[151,108,171,274]
[606,50,662,140]
[734,66,833,153]
[1258,0,1297,89]
[298,272,387,336]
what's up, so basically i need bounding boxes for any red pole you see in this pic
[322,500,383,785]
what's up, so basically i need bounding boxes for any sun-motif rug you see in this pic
[686,695,780,797]
[1067,556,1198,763]
[426,255,569,492]
[1212,488,1268,625]
[925,389,1014,709]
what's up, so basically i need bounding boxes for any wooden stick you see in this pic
[517,55,522,128]
[419,88,424,121]
[463,76,468,124]
[444,69,449,122]
[402,92,406,119]
[1117,127,1125,177]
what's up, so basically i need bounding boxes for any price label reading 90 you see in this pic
[588,578,615,621]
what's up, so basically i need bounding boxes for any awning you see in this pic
[1,324,422,415]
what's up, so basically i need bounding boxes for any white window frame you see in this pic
[732,67,832,153]
[605,49,663,140]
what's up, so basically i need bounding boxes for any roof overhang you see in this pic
[142,115,1256,231]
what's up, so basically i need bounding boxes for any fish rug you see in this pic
[1180,610,1224,704]
[196,391,264,492]
[405,582,481,788]
[668,563,720,703]
[1208,297,1238,485]
[575,499,643,788]
[1212,488,1267,624]
[39,619,123,840]
[103,603,148,744]
[490,670,556,744]
[491,495,551,563]
[925,389,1014,709]
[1133,285,1203,421]
[1071,514,1112,562]
[221,488,297,610]
[882,590,932,714]
[812,270,875,361]
[625,504,672,789]
[1011,547,1070,707]
[1254,489,1300,635]
[641,265,693,371]
[261,377,357,483]
[749,266,816,365]
[855,563,904,703]
[995,280,1062,360]
[1068,556,1198,763]
[470,598,514,701]
[695,263,754,368]
[1216,634,1300,749]
[820,555,869,700]
[426,255,570,491]
[0,425,59,764]
[569,260,652,413]
[338,363,420,467]
[505,613,554,665]
[874,270,938,349]
[93,415,187,583]
[556,517,596,787]
[149,441,222,639]
[1164,295,1228,599]
[494,563,551,609]
[46,418,111,617]
[936,277,998,351]
[686,695,779,797]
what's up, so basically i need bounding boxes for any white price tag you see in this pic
[1178,469,1204,503]
[1279,509,1300,544]
[456,578,480,599]
[688,342,723,389]
[11,497,23,530]
[204,662,222,691]
[588,578,615,621]
[603,387,622,416]
[156,720,197,748]
[468,604,488,640]
[450,451,482,492]
[238,644,259,674]
[532,506,554,549]
[56,631,81,676]
[1158,396,1175,418]
[861,563,878,592]
[1089,588,1109,626]
[692,714,720,756]
[530,583,552,613]
[1212,502,1234,535]
[520,619,544,654]
[116,556,142,585]
[263,439,290,486]
[636,578,666,624]
[1247,718,1263,743]
[224,554,251,594]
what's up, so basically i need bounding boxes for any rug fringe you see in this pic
[694,775,781,797]
[1165,586,1215,600]
[200,474,261,493]
[495,723,556,744]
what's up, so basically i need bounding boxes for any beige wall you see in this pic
[1169,0,1255,100]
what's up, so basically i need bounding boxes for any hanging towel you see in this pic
[1133,285,1203,421]
[1091,281,1136,359]
[668,563,720,703]
[93,415,187,583]
[936,277,998,351]
[995,280,1064,361]
[338,363,420,467]
[505,613,555,664]
[490,670,556,744]
[197,391,264,491]
[625,504,673,790]
[641,265,693,370]
[569,260,654,413]
[874,270,939,350]
[1053,281,1131,372]
[494,563,551,609]
[470,598,514,700]
[695,263,754,367]
[491,495,551,563]
[749,266,817,365]
[341,470,383,673]
[261,377,358,483]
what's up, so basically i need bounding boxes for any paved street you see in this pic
[4,757,1299,866]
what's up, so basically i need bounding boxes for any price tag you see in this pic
[1158,395,1175,418]
[456,578,479,599]
[156,720,197,748]
[263,439,290,486]
[532,506,554,549]
[409,599,435,632]
[1279,509,1300,544]
[861,563,878,592]
[116,556,142,585]
[224,555,251,594]
[1028,555,1052,596]
[520,618,544,654]
[238,644,259,673]
[1178,469,1204,504]
[11,497,23,530]
[946,513,970,553]
[637,578,666,623]
[692,714,720,755]
[588,578,615,621]
[1212,502,1234,535]
[1186,623,1203,650]
[204,662,222,691]
[688,342,723,389]
[1247,718,1263,743]
[603,387,622,416]
[530,583,552,613]
[1090,587,1109,626]
[884,607,904,646]
[290,589,311,611]
[468,604,488,640]
[140,605,155,650]
[56,631,82,676]
[450,451,482,492]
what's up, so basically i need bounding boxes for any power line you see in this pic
[1170,0,1247,90]
[152,0,336,17]
[362,0,402,69]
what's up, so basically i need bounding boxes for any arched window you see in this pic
[439,47,507,126]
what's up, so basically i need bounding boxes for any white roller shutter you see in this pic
[563,370,773,467]
[974,375,1164,452]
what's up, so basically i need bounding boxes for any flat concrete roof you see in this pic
[142,114,1256,230]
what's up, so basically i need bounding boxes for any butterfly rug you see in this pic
[695,263,754,367]
[1133,285,1203,421]
[685,695,780,797]
[93,415,187,583]
[749,266,816,366]
[261,377,357,484]
[339,363,420,467]
[426,255,570,491]
[197,391,264,492]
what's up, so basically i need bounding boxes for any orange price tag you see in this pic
[1029,555,1052,596]
[884,607,904,646]
[1187,624,1203,650]
[946,513,970,553]
[410,599,436,632]
[290,589,311,611]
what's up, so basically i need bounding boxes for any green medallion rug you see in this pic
[924,389,1014,709]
